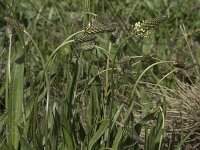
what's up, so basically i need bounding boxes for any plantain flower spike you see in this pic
[133,15,168,37]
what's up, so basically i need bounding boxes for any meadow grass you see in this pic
[0,0,200,150]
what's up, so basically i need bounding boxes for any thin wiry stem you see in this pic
[105,42,112,97]
[130,61,175,99]
[8,36,12,83]
[180,25,200,76]
[106,42,113,147]
[149,68,178,100]
[45,30,84,72]
[5,36,12,141]
[158,106,165,150]
[23,29,50,148]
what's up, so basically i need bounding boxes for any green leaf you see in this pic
[7,43,24,150]
[20,137,32,150]
[0,139,9,150]
[142,38,154,55]
[134,111,158,134]
[112,127,123,149]
[0,113,8,131]
[88,119,109,150]
[62,124,74,150]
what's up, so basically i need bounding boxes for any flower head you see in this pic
[133,15,168,37]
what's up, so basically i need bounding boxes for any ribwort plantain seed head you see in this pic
[4,16,25,32]
[85,21,116,34]
[74,33,97,43]
[77,44,95,52]
[110,27,120,43]
[133,15,168,37]
[95,15,112,26]
[5,24,13,38]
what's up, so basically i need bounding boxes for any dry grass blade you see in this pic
[164,79,200,149]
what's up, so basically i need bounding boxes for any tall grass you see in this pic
[0,0,200,150]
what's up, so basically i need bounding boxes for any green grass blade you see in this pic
[88,119,109,150]
[112,127,123,149]
[62,124,75,150]
[7,45,24,149]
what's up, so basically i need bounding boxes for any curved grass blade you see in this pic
[7,43,24,150]
[112,127,123,149]
[88,119,109,150]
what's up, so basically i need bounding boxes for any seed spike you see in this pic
[74,33,97,43]
[4,16,32,45]
[5,24,13,38]
[77,44,95,52]
[4,17,25,32]
[85,21,116,34]
[133,15,168,37]
[95,15,112,26]
[110,27,120,43]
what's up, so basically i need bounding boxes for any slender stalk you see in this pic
[130,61,175,99]
[5,34,12,147]
[149,68,178,99]
[8,36,12,83]
[158,106,165,150]
[106,42,113,146]
[105,42,112,100]
[108,34,136,146]
[23,30,50,148]
[180,25,200,76]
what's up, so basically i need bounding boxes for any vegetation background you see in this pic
[0,0,200,149]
